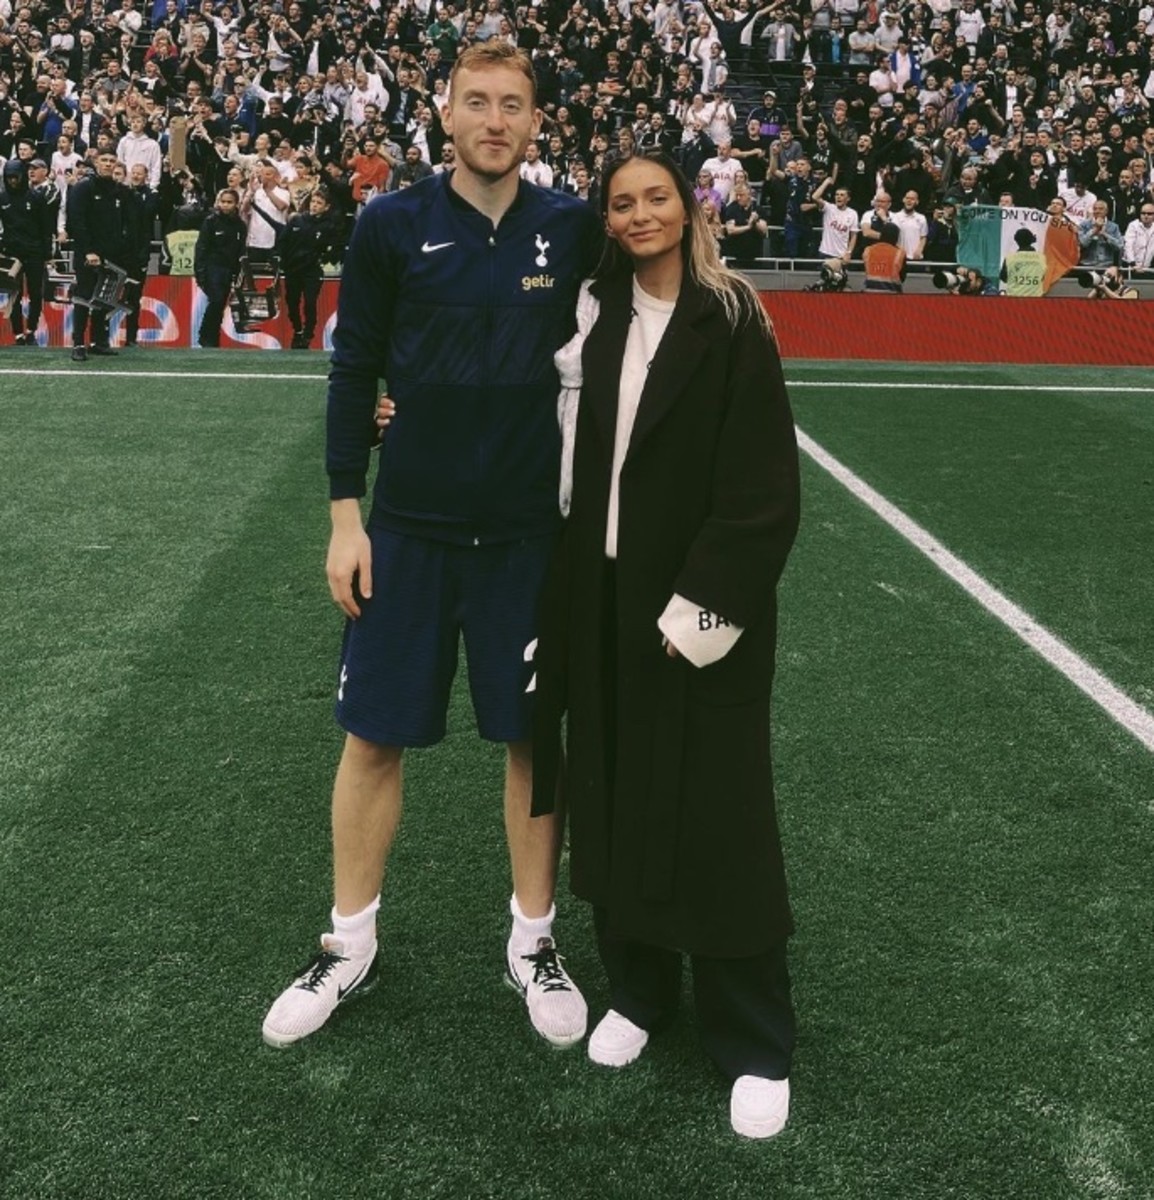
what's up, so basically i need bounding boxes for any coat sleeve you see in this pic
[671,312,800,630]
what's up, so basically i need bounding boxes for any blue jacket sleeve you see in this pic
[326,201,397,499]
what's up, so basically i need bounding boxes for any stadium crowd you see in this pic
[3,0,1154,345]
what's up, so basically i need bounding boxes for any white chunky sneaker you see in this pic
[261,934,378,1048]
[730,1075,790,1139]
[505,936,587,1048]
[588,1009,649,1068]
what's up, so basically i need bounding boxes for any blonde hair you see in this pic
[596,150,774,338]
[448,42,537,104]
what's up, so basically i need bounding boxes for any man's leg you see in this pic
[332,733,403,915]
[503,738,560,918]
[501,748,586,1048]
[262,734,402,1049]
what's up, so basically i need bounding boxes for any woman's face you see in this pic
[605,157,688,268]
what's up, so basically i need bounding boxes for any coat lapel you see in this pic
[583,274,633,448]
[626,277,713,462]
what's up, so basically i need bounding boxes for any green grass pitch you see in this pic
[1,352,1152,1199]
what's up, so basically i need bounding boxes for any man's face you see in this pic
[903,190,918,211]
[834,189,849,209]
[96,152,117,178]
[443,64,540,184]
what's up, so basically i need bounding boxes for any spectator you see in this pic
[1078,199,1125,266]
[859,191,895,251]
[693,167,725,212]
[779,157,819,258]
[722,179,768,265]
[391,144,435,191]
[1123,202,1154,268]
[891,189,928,259]
[812,176,860,265]
[118,114,163,189]
[924,199,959,261]
[241,158,291,264]
[701,140,742,205]
[345,136,393,204]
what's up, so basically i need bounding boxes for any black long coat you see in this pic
[533,270,801,959]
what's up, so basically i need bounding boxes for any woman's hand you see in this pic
[375,393,396,441]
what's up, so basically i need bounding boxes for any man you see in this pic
[1123,201,1154,268]
[891,189,927,260]
[0,161,54,345]
[519,140,554,188]
[64,150,142,361]
[261,42,600,1052]
[1078,199,1125,266]
[117,115,162,190]
[812,177,860,264]
[241,158,291,264]
[700,140,742,205]
[390,143,436,190]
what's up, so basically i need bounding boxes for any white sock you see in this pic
[509,893,555,954]
[330,895,380,958]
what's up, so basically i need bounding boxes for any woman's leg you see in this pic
[690,941,795,1081]
[593,906,682,1032]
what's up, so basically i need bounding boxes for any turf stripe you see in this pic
[797,426,1154,755]
[789,381,1154,394]
[0,368,326,380]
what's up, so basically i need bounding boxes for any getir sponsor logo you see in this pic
[521,273,555,291]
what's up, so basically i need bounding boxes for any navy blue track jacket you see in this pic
[326,172,602,545]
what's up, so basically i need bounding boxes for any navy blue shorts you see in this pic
[334,529,554,747]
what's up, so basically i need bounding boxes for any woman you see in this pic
[536,151,801,1140]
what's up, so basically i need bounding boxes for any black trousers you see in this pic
[197,266,232,348]
[284,269,322,338]
[10,258,45,338]
[594,907,796,1081]
[72,265,108,348]
[123,277,144,343]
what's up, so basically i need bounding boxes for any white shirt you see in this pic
[700,154,741,203]
[1059,187,1097,222]
[891,208,928,257]
[1123,216,1154,267]
[519,158,553,187]
[818,201,860,257]
[246,185,290,247]
[606,279,675,559]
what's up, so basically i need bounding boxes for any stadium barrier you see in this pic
[4,275,1154,365]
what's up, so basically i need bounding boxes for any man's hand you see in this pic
[327,500,372,618]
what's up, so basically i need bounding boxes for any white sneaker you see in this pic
[588,1009,649,1068]
[730,1075,790,1139]
[261,934,377,1048]
[505,936,588,1048]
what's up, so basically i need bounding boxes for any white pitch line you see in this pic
[0,370,1146,393]
[796,427,1154,754]
[788,381,1153,394]
[0,368,325,381]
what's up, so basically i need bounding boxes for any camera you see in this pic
[1077,268,1138,299]
[933,267,984,294]
[803,260,849,293]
